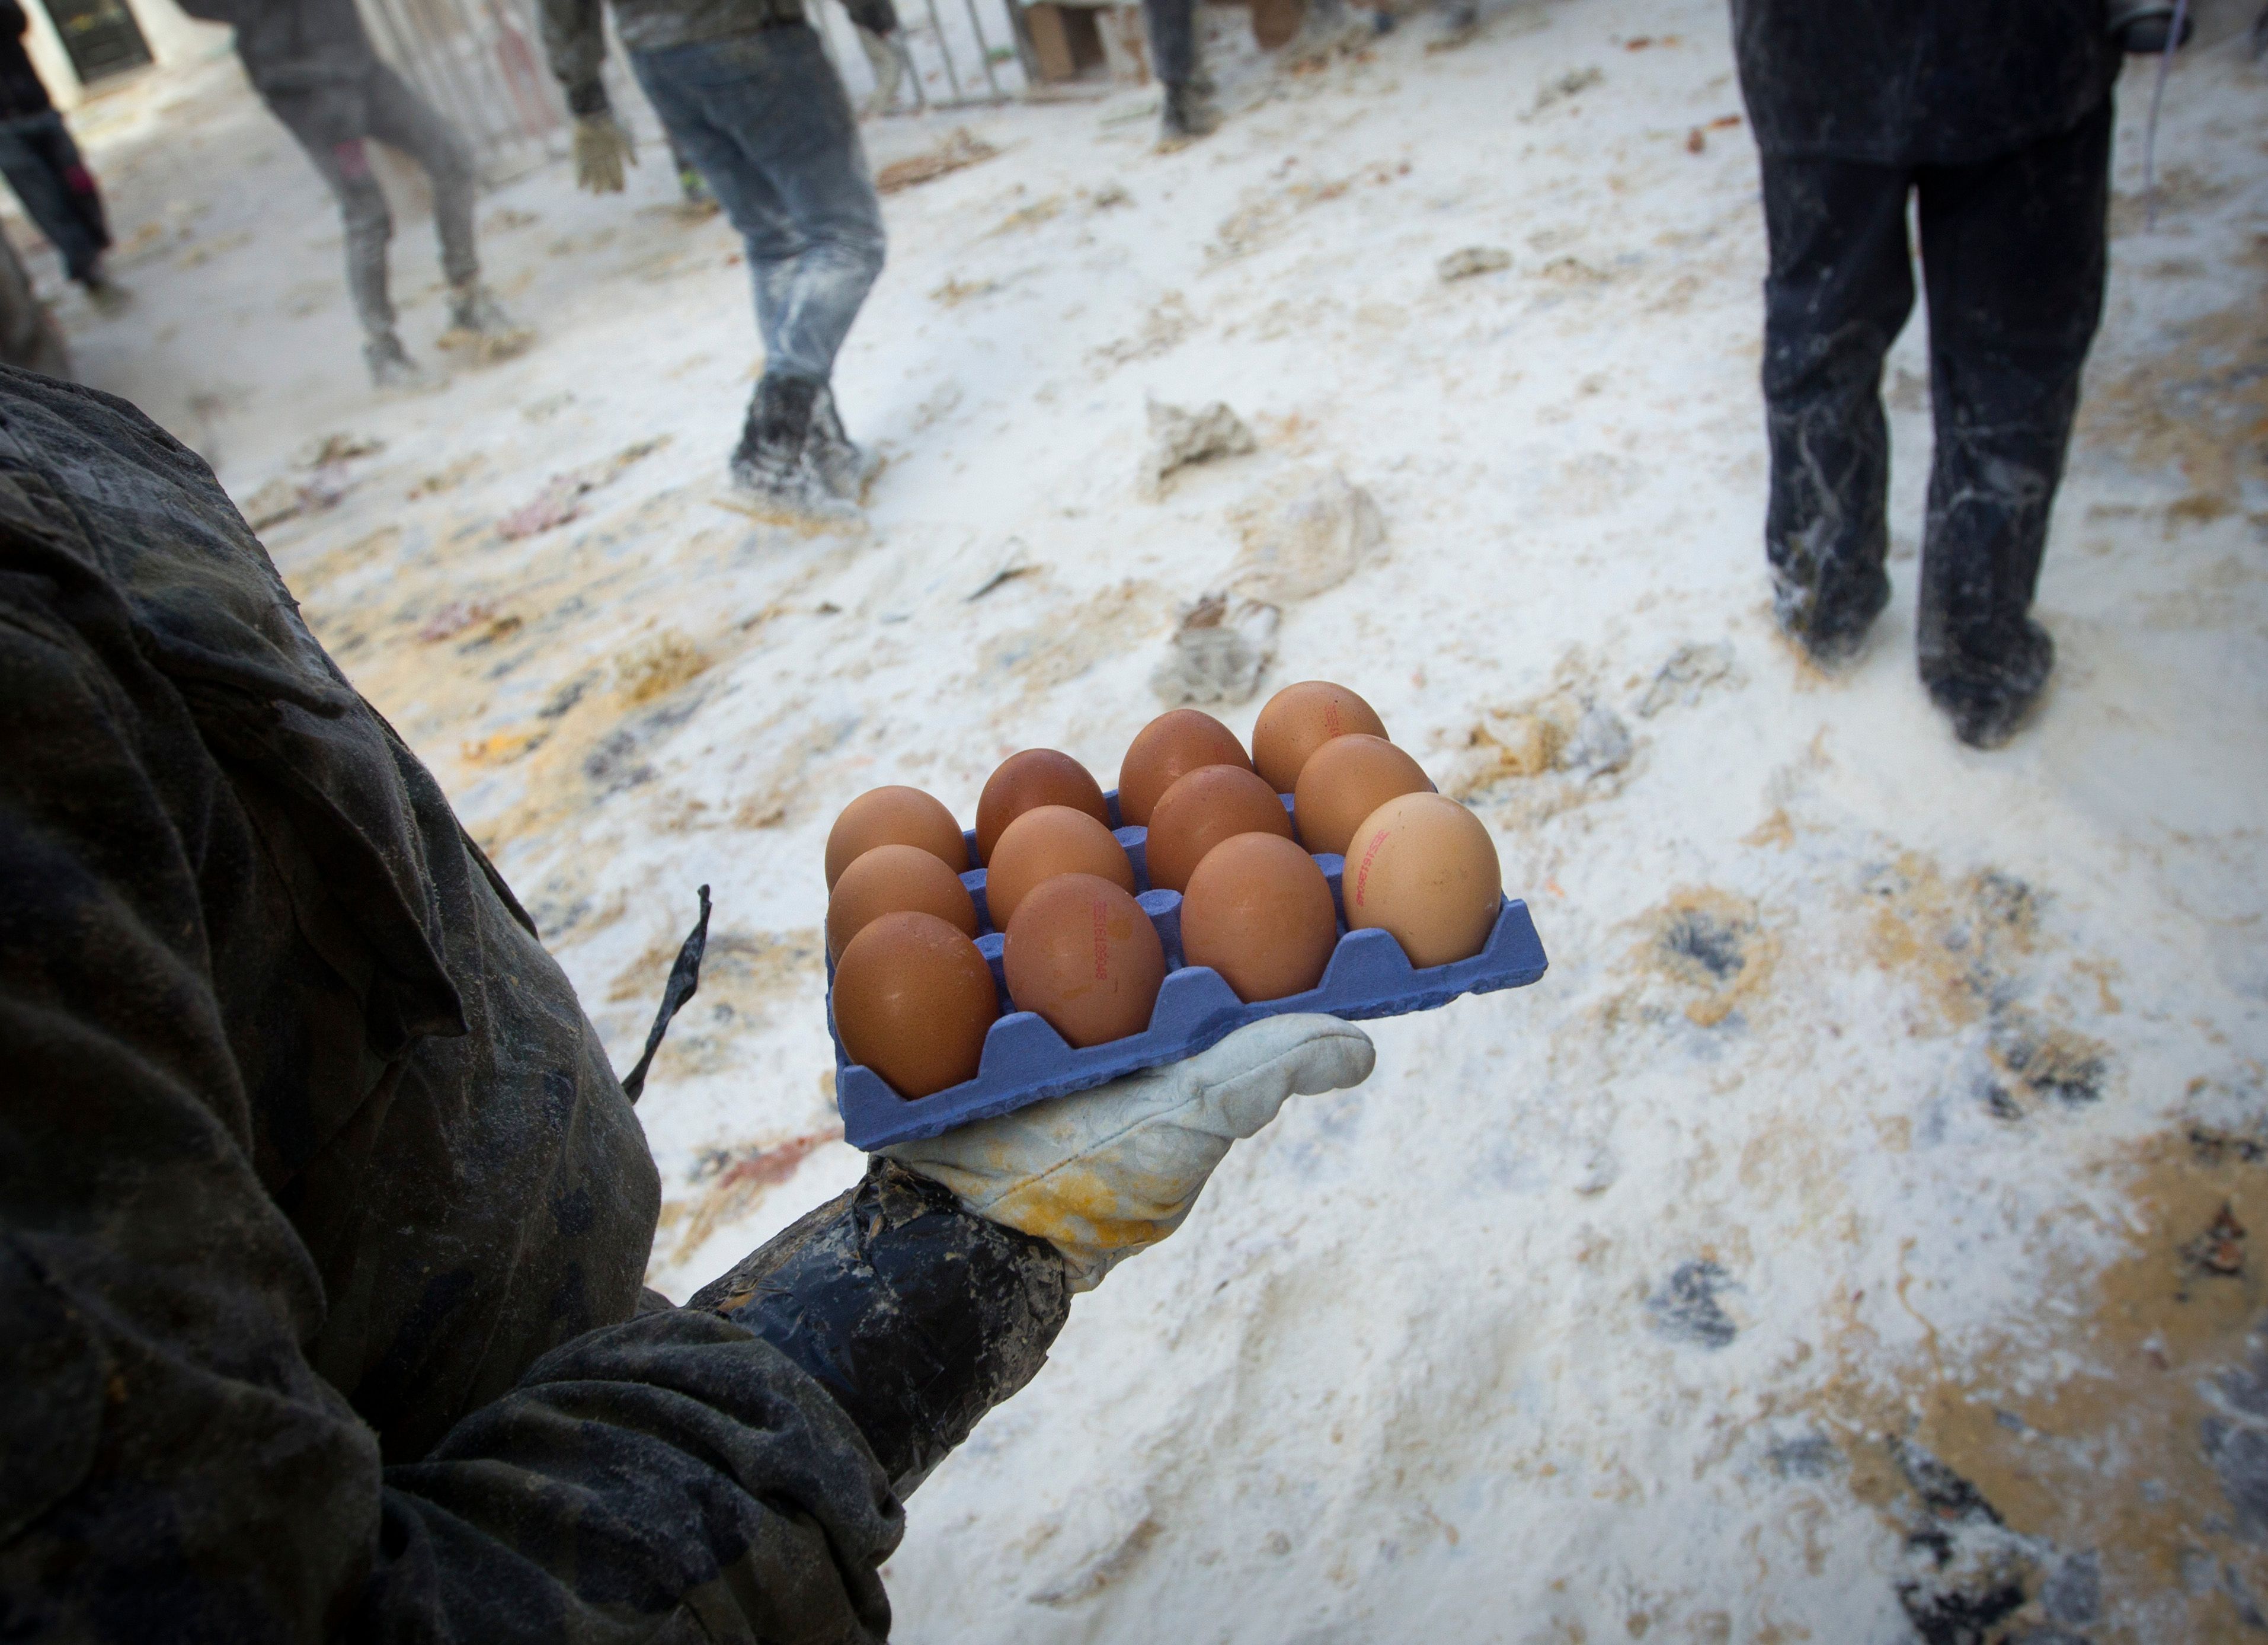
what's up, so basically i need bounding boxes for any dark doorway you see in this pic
[41,0,151,84]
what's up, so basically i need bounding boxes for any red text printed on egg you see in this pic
[1091,897,1109,979]
[1355,827,1390,906]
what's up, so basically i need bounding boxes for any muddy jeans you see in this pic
[271,65,478,340]
[1759,95,2112,678]
[631,24,885,384]
[0,110,107,283]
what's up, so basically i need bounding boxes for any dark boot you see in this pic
[731,375,856,522]
[808,384,881,503]
[1159,81,1220,143]
[1770,535,1890,669]
[365,330,442,392]
[1921,619,2055,749]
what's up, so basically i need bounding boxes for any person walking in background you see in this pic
[0,0,122,312]
[1141,0,1216,142]
[547,0,887,521]
[1733,1,2170,748]
[178,0,528,389]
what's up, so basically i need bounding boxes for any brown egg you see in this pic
[1343,792,1502,967]
[974,749,1111,863]
[1003,873,1166,1047]
[832,911,1000,1097]
[1293,733,1437,857]
[825,786,968,889]
[1252,680,1389,794]
[1117,708,1252,827]
[1181,833,1339,1002]
[1143,764,1294,893]
[827,844,980,961]
[984,804,1137,928]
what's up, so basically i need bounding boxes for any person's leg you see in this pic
[1912,98,2112,746]
[632,38,799,372]
[1143,0,1219,139]
[1757,149,1917,666]
[0,114,101,285]
[711,27,885,386]
[1143,0,1194,87]
[27,114,109,258]
[360,66,479,293]
[284,104,436,386]
[634,30,885,504]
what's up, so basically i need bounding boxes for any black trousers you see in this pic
[1143,0,1194,87]
[0,110,107,283]
[1759,95,2111,683]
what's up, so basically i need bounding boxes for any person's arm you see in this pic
[538,0,636,196]
[0,582,935,1640]
[537,0,609,118]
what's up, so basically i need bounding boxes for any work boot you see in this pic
[1770,547,1889,672]
[365,331,443,392]
[730,375,858,525]
[1430,0,1478,47]
[808,383,881,502]
[1282,0,1373,66]
[1159,80,1221,144]
[1922,619,2055,750]
[78,271,129,315]
[437,281,534,362]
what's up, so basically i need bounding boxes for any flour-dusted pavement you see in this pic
[37,1,2268,1637]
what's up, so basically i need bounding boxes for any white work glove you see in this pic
[573,111,638,194]
[883,1014,1374,1291]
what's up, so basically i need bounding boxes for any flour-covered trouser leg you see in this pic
[1911,97,2110,704]
[1757,149,1914,662]
[632,25,886,386]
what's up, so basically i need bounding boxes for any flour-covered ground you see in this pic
[41,2,2268,1637]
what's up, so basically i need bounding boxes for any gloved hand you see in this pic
[883,1014,1374,1291]
[573,111,638,193]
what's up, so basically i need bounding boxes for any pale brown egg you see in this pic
[1117,708,1252,827]
[1293,733,1436,857]
[825,786,968,889]
[1003,873,1166,1047]
[1181,833,1339,1002]
[1343,792,1502,967]
[984,805,1137,928]
[1143,764,1295,893]
[974,749,1111,863]
[1252,680,1388,794]
[832,911,1000,1097]
[827,843,980,961]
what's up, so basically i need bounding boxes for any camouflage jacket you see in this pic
[0,369,1068,1642]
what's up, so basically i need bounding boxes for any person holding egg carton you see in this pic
[822,683,1528,1153]
[0,370,1378,1639]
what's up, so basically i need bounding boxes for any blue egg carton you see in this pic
[830,789,1549,1149]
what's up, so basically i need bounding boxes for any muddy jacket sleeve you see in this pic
[0,370,1067,1642]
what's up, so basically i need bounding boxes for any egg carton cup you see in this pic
[830,791,1550,1150]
